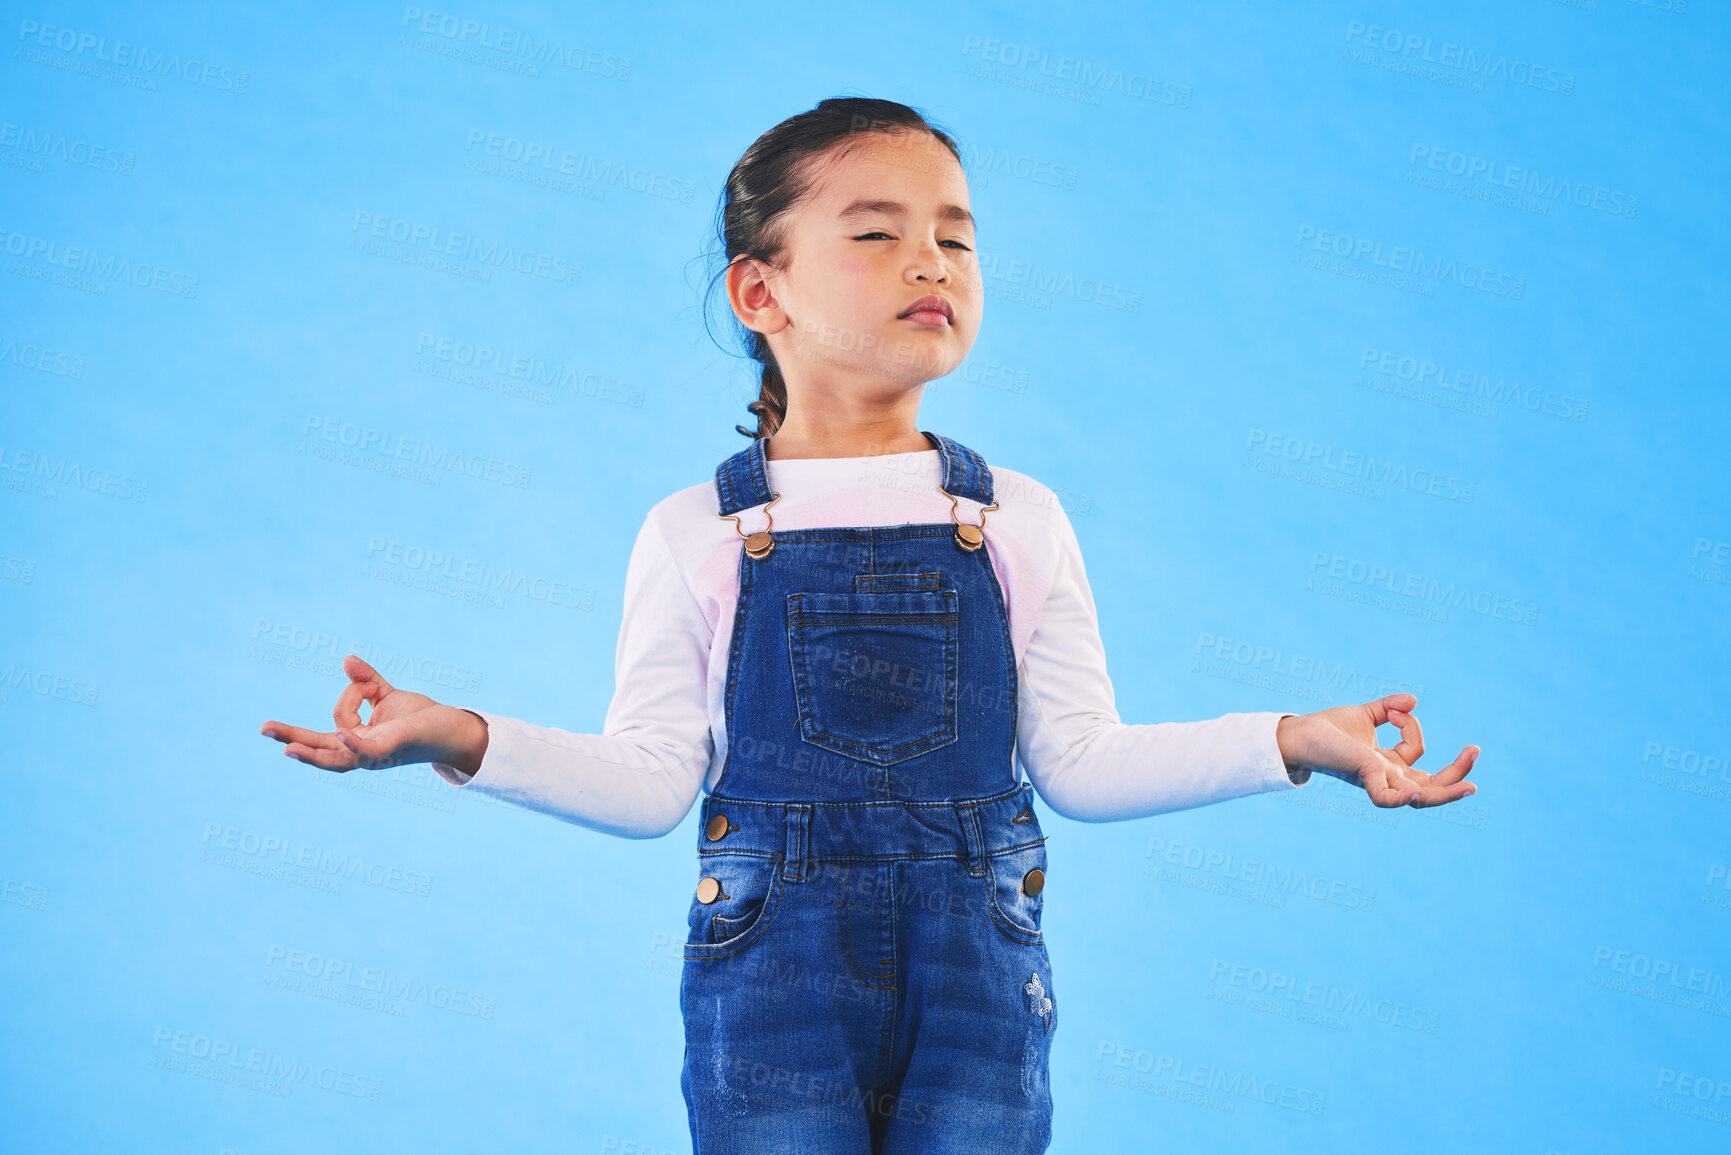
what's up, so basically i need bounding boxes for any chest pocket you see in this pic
[786,584,959,766]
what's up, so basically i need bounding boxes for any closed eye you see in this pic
[853,231,974,252]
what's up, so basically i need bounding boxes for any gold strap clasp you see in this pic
[718,491,781,560]
[938,486,999,552]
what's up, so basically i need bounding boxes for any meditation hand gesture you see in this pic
[259,655,489,775]
[1276,693,1479,808]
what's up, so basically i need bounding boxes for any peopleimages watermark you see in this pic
[0,337,85,379]
[413,333,644,407]
[1306,551,1539,626]
[957,139,1080,191]
[248,618,483,692]
[0,226,199,297]
[1206,958,1439,1034]
[1244,428,1475,504]
[1144,833,1377,913]
[398,7,630,80]
[1690,538,1729,588]
[0,551,36,583]
[148,1026,381,1100]
[959,35,1192,109]
[1638,740,1731,804]
[0,662,99,707]
[599,1137,681,1155]
[1093,1040,1325,1116]
[363,535,597,612]
[1406,144,1637,219]
[1590,946,1730,1002]
[298,414,532,489]
[1342,20,1575,96]
[461,129,693,203]
[0,443,149,503]
[1626,0,1688,15]
[199,822,434,898]
[1654,1067,1731,1127]
[1191,630,1426,706]
[349,211,580,287]
[1294,225,1525,300]
[1357,345,1588,423]
[978,250,1141,311]
[1706,864,1731,913]
[15,19,250,94]
[263,944,496,1019]
[1,877,50,911]
[0,121,133,175]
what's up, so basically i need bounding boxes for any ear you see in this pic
[726,256,790,336]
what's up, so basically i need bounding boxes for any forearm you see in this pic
[431,709,708,839]
[1020,697,1302,823]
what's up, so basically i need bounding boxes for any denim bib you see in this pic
[679,431,1057,1154]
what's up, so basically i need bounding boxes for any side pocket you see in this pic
[984,840,1047,946]
[683,854,787,960]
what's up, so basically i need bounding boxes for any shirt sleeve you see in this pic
[428,513,714,839]
[1014,503,1307,822]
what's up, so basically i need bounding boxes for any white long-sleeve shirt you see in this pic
[432,448,1309,837]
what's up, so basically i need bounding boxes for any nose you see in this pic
[909,236,950,285]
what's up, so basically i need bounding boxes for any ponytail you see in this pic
[737,331,788,440]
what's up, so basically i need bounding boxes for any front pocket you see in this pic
[985,839,1047,945]
[786,589,959,766]
[684,854,786,959]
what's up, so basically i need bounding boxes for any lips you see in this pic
[898,295,953,324]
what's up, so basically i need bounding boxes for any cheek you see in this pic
[836,256,869,275]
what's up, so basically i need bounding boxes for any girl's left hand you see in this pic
[1275,693,1479,808]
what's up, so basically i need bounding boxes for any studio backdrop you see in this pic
[2,2,1727,1152]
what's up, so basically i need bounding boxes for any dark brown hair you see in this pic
[702,97,964,439]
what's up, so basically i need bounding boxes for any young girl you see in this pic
[261,97,1479,1154]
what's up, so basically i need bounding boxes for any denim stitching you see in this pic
[683,862,786,960]
[854,571,941,592]
[785,590,959,764]
[707,547,757,801]
[751,436,772,507]
[972,537,1021,748]
[836,865,895,989]
[985,840,1047,945]
[700,782,1030,812]
[782,806,809,883]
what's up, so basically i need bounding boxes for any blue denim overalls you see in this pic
[679,431,1056,1154]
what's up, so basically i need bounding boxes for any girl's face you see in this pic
[731,130,982,398]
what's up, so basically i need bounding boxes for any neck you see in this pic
[763,409,931,461]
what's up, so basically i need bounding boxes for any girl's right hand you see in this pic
[259,655,489,775]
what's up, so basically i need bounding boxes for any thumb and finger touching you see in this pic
[259,654,413,772]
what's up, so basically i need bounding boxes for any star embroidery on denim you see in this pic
[1023,972,1054,1033]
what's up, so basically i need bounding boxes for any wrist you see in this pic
[449,708,490,777]
[1276,714,1310,784]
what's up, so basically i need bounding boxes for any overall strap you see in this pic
[712,430,994,514]
[921,430,995,506]
[714,437,774,516]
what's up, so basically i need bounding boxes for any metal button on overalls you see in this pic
[679,431,1056,1155]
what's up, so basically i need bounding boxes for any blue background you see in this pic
[3,2,1728,1152]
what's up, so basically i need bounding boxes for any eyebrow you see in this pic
[837,198,975,228]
